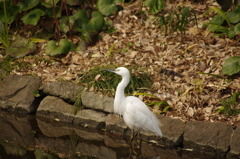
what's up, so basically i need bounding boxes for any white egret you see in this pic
[103,67,162,154]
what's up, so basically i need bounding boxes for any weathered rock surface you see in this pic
[227,126,240,158]
[36,117,129,158]
[0,111,35,147]
[76,142,117,159]
[81,91,114,113]
[105,114,128,135]
[0,75,41,113]
[36,136,76,156]
[42,81,83,102]
[158,115,185,147]
[37,96,75,123]
[141,145,180,159]
[37,118,72,137]
[184,121,233,157]
[1,74,239,157]
[74,109,106,129]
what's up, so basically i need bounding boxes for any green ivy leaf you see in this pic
[72,10,89,28]
[227,26,236,38]
[73,10,104,42]
[208,23,228,33]
[96,0,119,16]
[67,0,82,6]
[209,14,224,26]
[234,23,240,34]
[59,10,87,33]
[6,35,36,58]
[0,2,20,24]
[87,11,104,31]
[59,16,71,33]
[41,0,60,8]
[226,6,240,24]
[46,39,72,56]
[144,0,164,14]
[21,9,45,25]
[222,56,240,75]
[210,7,230,26]
[17,0,39,11]
[226,11,240,24]
[45,7,61,17]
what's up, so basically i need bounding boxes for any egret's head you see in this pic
[103,67,130,77]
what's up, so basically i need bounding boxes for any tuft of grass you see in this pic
[158,6,198,37]
[73,89,84,114]
[77,66,153,96]
[217,92,240,117]
[0,56,15,73]
[134,92,171,113]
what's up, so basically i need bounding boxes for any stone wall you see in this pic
[0,74,239,158]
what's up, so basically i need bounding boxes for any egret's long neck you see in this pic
[116,76,129,99]
[114,75,130,115]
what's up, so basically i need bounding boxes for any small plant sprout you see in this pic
[73,90,84,115]
[34,90,40,97]
[158,6,198,37]
[217,92,240,117]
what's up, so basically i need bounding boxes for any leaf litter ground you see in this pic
[4,0,240,126]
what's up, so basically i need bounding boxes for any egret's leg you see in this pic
[130,130,135,143]
[130,130,135,155]
[130,130,139,156]
[138,133,142,154]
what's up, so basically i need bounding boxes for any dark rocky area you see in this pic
[0,74,239,158]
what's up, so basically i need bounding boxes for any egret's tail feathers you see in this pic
[156,129,162,137]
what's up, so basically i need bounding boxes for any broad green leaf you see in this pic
[6,35,36,58]
[72,10,89,28]
[66,0,82,6]
[208,23,228,33]
[45,7,61,17]
[46,39,72,56]
[17,0,39,11]
[209,14,224,26]
[74,10,104,42]
[227,26,235,38]
[59,16,71,33]
[144,0,164,14]
[226,5,240,23]
[222,56,240,75]
[210,7,230,26]
[41,0,60,8]
[226,11,240,24]
[106,26,115,34]
[60,10,88,33]
[103,19,112,29]
[21,9,45,25]
[234,23,240,33]
[0,2,20,24]
[88,11,104,31]
[96,0,118,16]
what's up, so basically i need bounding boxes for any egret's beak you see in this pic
[102,69,115,72]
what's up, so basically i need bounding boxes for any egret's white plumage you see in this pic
[103,67,162,136]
